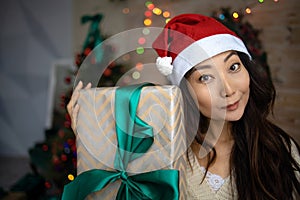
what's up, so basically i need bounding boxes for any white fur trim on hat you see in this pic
[169,34,251,85]
[156,56,173,76]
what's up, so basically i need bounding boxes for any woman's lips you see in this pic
[226,101,239,111]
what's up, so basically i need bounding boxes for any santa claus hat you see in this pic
[152,13,251,85]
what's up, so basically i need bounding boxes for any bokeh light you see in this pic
[142,28,150,35]
[68,174,75,181]
[136,47,145,54]
[232,12,239,19]
[122,54,130,61]
[144,18,152,26]
[146,2,155,10]
[163,11,170,18]
[153,7,162,15]
[144,10,152,17]
[122,8,130,14]
[245,8,251,14]
[219,14,225,20]
[135,62,144,71]
[138,37,146,45]
[132,71,141,80]
[165,18,171,24]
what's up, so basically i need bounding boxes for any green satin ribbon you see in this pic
[114,83,154,170]
[62,83,179,200]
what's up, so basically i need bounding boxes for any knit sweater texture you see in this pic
[185,141,300,199]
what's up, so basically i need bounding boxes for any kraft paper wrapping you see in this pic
[76,85,188,199]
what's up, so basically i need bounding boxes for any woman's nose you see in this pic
[220,76,235,98]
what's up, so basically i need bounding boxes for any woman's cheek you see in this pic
[196,89,213,117]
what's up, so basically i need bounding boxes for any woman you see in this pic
[152,14,300,199]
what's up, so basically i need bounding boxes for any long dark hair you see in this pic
[181,52,300,199]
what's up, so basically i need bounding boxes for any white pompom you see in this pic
[156,57,173,76]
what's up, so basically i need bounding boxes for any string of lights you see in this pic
[121,0,280,82]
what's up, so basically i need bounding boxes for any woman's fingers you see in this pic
[75,80,83,91]
[67,81,81,112]
[85,82,92,89]
[71,104,80,131]
[67,81,92,132]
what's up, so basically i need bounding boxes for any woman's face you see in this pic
[186,51,250,121]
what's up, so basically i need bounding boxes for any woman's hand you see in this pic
[67,81,92,132]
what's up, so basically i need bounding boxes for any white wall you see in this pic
[0,0,73,156]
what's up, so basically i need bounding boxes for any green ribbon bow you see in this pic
[62,83,179,200]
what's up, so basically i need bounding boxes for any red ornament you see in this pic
[61,154,68,162]
[75,54,82,66]
[58,130,65,138]
[67,138,75,146]
[64,121,71,128]
[65,113,71,122]
[64,76,71,84]
[84,48,92,56]
[42,144,49,151]
[103,68,112,77]
[71,144,76,152]
[60,94,66,100]
[52,155,60,165]
[109,62,116,68]
[45,181,52,189]
[60,102,65,108]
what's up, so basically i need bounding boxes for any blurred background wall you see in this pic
[0,0,73,157]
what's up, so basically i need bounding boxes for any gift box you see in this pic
[63,83,188,200]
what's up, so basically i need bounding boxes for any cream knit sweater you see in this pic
[185,141,300,200]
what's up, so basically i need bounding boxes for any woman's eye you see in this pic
[199,74,213,83]
[229,63,241,72]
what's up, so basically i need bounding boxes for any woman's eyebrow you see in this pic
[194,65,212,70]
[224,51,237,62]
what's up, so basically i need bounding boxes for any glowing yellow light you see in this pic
[122,8,130,14]
[153,8,162,15]
[144,18,152,26]
[68,174,74,181]
[163,11,170,18]
[245,8,251,14]
[132,71,141,80]
[165,18,171,24]
[232,12,239,19]
[136,47,144,54]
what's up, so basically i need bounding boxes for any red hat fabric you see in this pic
[152,13,251,85]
